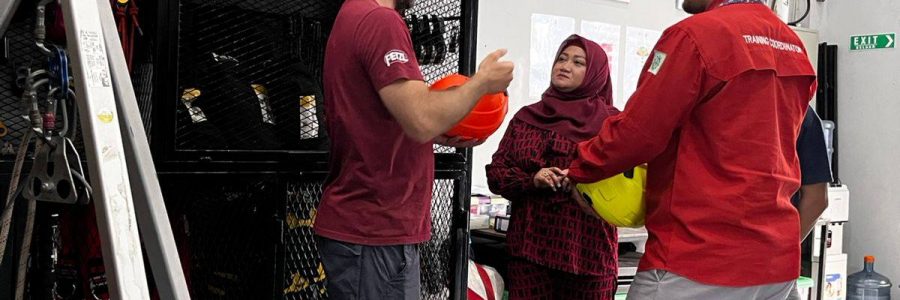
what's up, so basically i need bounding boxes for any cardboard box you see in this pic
[813,253,848,300]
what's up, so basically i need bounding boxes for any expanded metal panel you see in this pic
[166,176,279,300]
[173,0,338,151]
[166,0,466,155]
[133,61,154,139]
[0,6,84,156]
[183,0,340,17]
[420,178,457,300]
[0,14,47,154]
[282,177,461,300]
[406,0,465,154]
[282,181,327,300]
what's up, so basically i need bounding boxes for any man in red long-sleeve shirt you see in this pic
[567,0,817,298]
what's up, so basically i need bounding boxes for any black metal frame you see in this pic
[451,1,478,299]
[0,0,474,298]
[150,0,334,173]
[152,1,340,159]
[270,170,325,300]
[157,172,284,300]
[150,0,473,173]
[148,0,479,299]
[811,43,839,300]
[264,169,470,300]
[816,43,839,185]
[153,169,471,300]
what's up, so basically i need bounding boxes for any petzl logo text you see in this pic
[384,50,410,67]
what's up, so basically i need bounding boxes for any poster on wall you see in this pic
[622,26,662,105]
[580,20,622,108]
[529,14,576,100]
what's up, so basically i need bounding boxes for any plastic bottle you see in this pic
[848,256,892,300]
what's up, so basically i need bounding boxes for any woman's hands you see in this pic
[533,167,571,192]
[534,167,603,219]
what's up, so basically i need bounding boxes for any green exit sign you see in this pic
[850,33,895,51]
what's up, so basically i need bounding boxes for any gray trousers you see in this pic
[626,270,796,300]
[316,236,421,300]
[786,283,802,300]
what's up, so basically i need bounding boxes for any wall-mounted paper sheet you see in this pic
[622,27,662,106]
[580,20,622,107]
[529,14,576,99]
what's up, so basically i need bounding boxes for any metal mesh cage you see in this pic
[0,13,48,155]
[0,0,473,298]
[405,0,465,154]
[282,177,461,300]
[419,178,457,299]
[173,0,339,151]
[1,4,85,157]
[165,176,280,300]
[158,172,464,300]
[133,60,155,139]
[167,0,465,155]
[282,180,328,300]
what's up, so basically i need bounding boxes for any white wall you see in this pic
[811,0,900,294]
[473,0,688,194]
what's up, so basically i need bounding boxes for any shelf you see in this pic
[618,227,648,243]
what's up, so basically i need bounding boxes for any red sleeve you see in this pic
[355,8,424,90]
[568,27,709,183]
[486,119,537,199]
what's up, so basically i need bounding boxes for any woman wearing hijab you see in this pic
[486,35,619,299]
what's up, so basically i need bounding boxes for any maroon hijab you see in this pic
[514,34,616,142]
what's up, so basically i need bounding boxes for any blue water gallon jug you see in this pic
[848,256,892,300]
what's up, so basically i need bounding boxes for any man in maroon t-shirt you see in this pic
[314,0,514,298]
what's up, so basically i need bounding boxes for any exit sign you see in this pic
[850,33,895,51]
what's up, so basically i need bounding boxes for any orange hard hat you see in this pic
[430,74,508,140]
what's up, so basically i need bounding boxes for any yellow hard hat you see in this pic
[575,165,647,228]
